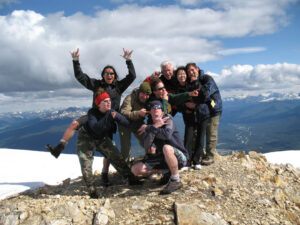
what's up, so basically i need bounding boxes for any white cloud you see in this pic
[218,47,266,56]
[179,0,296,9]
[0,89,92,112]
[178,0,295,35]
[0,1,295,92]
[0,0,299,112]
[213,63,300,93]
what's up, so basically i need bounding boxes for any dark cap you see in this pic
[149,100,163,110]
[139,82,152,95]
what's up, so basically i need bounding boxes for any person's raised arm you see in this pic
[70,48,97,91]
[118,48,136,93]
[70,48,80,61]
[144,71,161,83]
[120,48,133,61]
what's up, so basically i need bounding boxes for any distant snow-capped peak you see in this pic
[223,92,300,102]
[0,107,88,120]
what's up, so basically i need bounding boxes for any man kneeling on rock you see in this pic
[131,100,189,194]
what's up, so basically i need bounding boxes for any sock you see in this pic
[170,174,180,181]
[60,139,68,147]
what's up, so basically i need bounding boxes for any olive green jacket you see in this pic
[120,88,146,122]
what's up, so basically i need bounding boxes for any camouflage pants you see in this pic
[77,128,133,187]
[206,115,221,158]
[119,125,144,163]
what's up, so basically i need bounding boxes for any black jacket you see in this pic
[84,108,137,141]
[73,60,136,111]
[160,75,178,94]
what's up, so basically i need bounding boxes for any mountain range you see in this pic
[0,93,299,157]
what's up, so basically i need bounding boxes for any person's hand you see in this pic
[148,146,156,154]
[111,111,117,118]
[138,108,148,118]
[189,89,199,97]
[153,116,169,128]
[185,102,196,109]
[70,48,80,61]
[121,48,133,60]
[150,71,160,81]
[162,89,169,100]
[138,124,147,135]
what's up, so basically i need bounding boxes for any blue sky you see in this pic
[0,0,300,112]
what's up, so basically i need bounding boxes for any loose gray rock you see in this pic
[0,151,299,224]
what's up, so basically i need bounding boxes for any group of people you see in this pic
[46,48,222,198]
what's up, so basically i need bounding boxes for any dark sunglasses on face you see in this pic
[104,72,115,75]
[156,86,165,91]
[151,104,162,109]
[103,99,111,103]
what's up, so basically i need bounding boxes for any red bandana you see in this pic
[94,92,110,105]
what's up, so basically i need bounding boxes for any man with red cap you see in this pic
[77,89,141,198]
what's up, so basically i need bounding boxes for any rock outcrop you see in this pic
[0,151,299,225]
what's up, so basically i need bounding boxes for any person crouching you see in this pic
[131,100,189,194]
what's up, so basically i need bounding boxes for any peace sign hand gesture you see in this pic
[153,116,169,128]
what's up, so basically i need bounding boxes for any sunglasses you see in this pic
[151,104,162,109]
[102,99,111,104]
[156,86,165,91]
[104,72,115,75]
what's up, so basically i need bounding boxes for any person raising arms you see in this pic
[46,47,136,185]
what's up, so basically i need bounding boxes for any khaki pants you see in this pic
[119,125,144,163]
[206,115,221,158]
[77,128,132,187]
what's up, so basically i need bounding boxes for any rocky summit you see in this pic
[0,151,300,225]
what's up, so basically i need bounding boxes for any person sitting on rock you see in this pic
[131,100,189,195]
[76,89,141,198]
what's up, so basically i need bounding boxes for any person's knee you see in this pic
[163,145,174,156]
[131,165,138,176]
[131,164,141,176]
[69,120,79,130]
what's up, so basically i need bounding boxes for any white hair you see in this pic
[160,61,173,69]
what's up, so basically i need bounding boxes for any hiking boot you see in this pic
[159,172,171,185]
[46,143,64,158]
[88,186,98,199]
[201,156,214,166]
[101,172,112,187]
[160,179,183,195]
